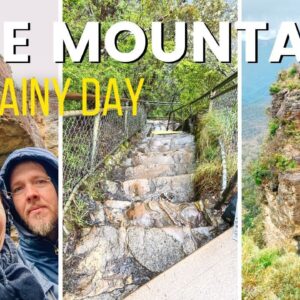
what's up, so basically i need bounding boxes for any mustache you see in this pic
[26,205,47,215]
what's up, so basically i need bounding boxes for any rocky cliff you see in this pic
[262,85,300,252]
[0,56,58,165]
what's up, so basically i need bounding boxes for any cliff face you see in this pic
[263,88,300,252]
[0,56,58,165]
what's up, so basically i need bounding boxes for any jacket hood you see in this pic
[0,147,58,193]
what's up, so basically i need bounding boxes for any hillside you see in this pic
[243,65,300,299]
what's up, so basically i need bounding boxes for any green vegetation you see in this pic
[243,236,300,300]
[269,83,281,95]
[65,139,131,229]
[194,104,237,197]
[67,196,89,228]
[63,0,237,112]
[284,120,300,142]
[270,64,300,94]
[268,119,280,137]
[251,154,296,186]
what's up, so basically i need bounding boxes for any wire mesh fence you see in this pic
[63,105,147,200]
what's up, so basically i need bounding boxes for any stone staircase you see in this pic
[64,121,229,300]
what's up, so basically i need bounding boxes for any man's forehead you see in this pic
[10,161,47,183]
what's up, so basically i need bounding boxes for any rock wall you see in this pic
[271,89,300,121]
[0,56,58,165]
[263,88,300,252]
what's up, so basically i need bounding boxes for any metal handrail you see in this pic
[167,71,237,130]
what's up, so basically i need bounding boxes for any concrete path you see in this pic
[125,228,238,300]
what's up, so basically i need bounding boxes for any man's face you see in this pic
[0,199,6,250]
[10,161,58,238]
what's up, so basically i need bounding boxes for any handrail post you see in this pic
[90,112,101,169]
[124,105,129,138]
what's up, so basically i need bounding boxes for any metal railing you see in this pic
[63,104,147,201]
[167,72,237,130]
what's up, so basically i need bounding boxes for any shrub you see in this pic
[288,65,297,77]
[273,154,297,171]
[269,84,281,94]
[251,161,271,185]
[268,120,280,137]
[251,155,296,186]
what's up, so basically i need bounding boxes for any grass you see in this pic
[194,158,222,195]
[270,64,300,94]
[268,119,280,137]
[243,236,300,300]
[194,105,237,198]
[67,196,89,229]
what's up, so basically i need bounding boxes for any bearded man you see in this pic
[0,147,58,293]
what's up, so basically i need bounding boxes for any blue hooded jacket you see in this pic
[0,147,58,297]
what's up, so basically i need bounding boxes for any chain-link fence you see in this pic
[63,105,147,200]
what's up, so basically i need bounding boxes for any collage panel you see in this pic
[0,1,59,299]
[242,0,300,299]
[2,0,300,299]
[62,1,238,299]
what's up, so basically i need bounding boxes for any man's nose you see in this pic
[24,184,40,201]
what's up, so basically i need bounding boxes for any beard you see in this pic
[26,213,57,237]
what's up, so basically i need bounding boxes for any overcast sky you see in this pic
[243,0,300,39]
[0,0,59,86]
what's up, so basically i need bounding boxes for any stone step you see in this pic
[131,149,195,166]
[103,199,208,228]
[137,142,194,154]
[141,134,194,146]
[122,174,194,203]
[125,163,194,179]
[70,225,217,299]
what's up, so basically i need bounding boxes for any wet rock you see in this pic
[104,200,131,226]
[125,200,205,228]
[128,227,187,272]
[73,226,127,297]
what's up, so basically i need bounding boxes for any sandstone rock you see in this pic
[264,171,300,251]
[124,200,205,228]
[125,163,193,179]
[0,58,58,164]
[123,178,152,198]
[127,227,186,273]
[271,89,300,121]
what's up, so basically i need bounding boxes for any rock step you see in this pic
[130,149,195,166]
[137,135,195,153]
[137,144,195,153]
[103,199,208,228]
[122,174,194,203]
[140,135,195,146]
[72,225,217,297]
[125,163,194,179]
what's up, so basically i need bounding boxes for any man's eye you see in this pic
[12,186,24,194]
[35,179,49,185]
